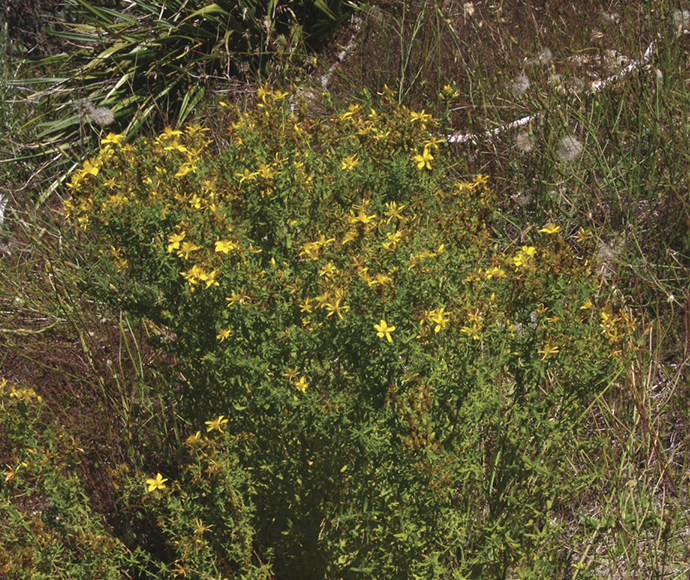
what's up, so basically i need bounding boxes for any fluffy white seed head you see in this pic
[87,105,116,127]
[568,77,585,93]
[526,47,552,66]
[511,74,530,97]
[673,9,690,33]
[556,135,583,162]
[515,131,535,153]
[596,237,624,279]
[601,11,620,25]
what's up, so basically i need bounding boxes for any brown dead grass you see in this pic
[0,203,175,514]
[317,0,656,132]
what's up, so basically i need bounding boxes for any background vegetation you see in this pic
[2,0,690,578]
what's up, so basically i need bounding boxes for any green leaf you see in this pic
[313,0,337,20]
[179,3,231,25]
[178,86,206,125]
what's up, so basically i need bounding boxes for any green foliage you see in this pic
[114,427,268,579]
[0,379,130,579]
[28,0,355,147]
[62,87,636,577]
[0,377,268,579]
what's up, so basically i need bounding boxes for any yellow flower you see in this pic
[110,246,128,272]
[164,140,189,154]
[101,132,125,147]
[202,269,220,288]
[177,241,200,260]
[513,245,536,268]
[193,518,213,537]
[215,240,237,254]
[184,431,203,446]
[424,135,445,150]
[257,85,271,103]
[146,473,168,492]
[236,168,258,183]
[513,254,529,268]
[537,344,560,360]
[315,291,330,308]
[217,328,232,341]
[325,298,349,320]
[413,145,434,170]
[185,123,209,137]
[341,154,359,171]
[348,210,377,225]
[294,377,308,393]
[574,227,591,243]
[300,235,335,259]
[428,307,450,333]
[319,262,337,278]
[181,264,206,287]
[385,231,402,248]
[460,324,481,340]
[439,84,459,100]
[159,127,183,141]
[374,319,396,342]
[384,201,405,223]
[226,289,250,305]
[175,161,197,178]
[342,229,358,245]
[370,272,392,287]
[205,415,228,433]
[257,163,275,180]
[539,222,561,234]
[82,159,101,177]
[513,253,528,268]
[338,104,361,121]
[188,194,202,209]
[4,465,18,482]
[410,109,432,125]
[485,266,506,279]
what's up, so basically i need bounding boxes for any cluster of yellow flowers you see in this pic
[0,378,42,403]
[460,310,483,340]
[63,83,635,420]
[600,308,636,355]
[156,126,207,178]
[300,235,336,261]
[512,245,537,268]
[145,414,232,492]
[423,307,451,333]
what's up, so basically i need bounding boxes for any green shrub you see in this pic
[0,378,130,579]
[64,87,636,578]
[0,377,267,579]
[113,425,268,579]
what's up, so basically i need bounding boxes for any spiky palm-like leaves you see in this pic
[19,0,353,203]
